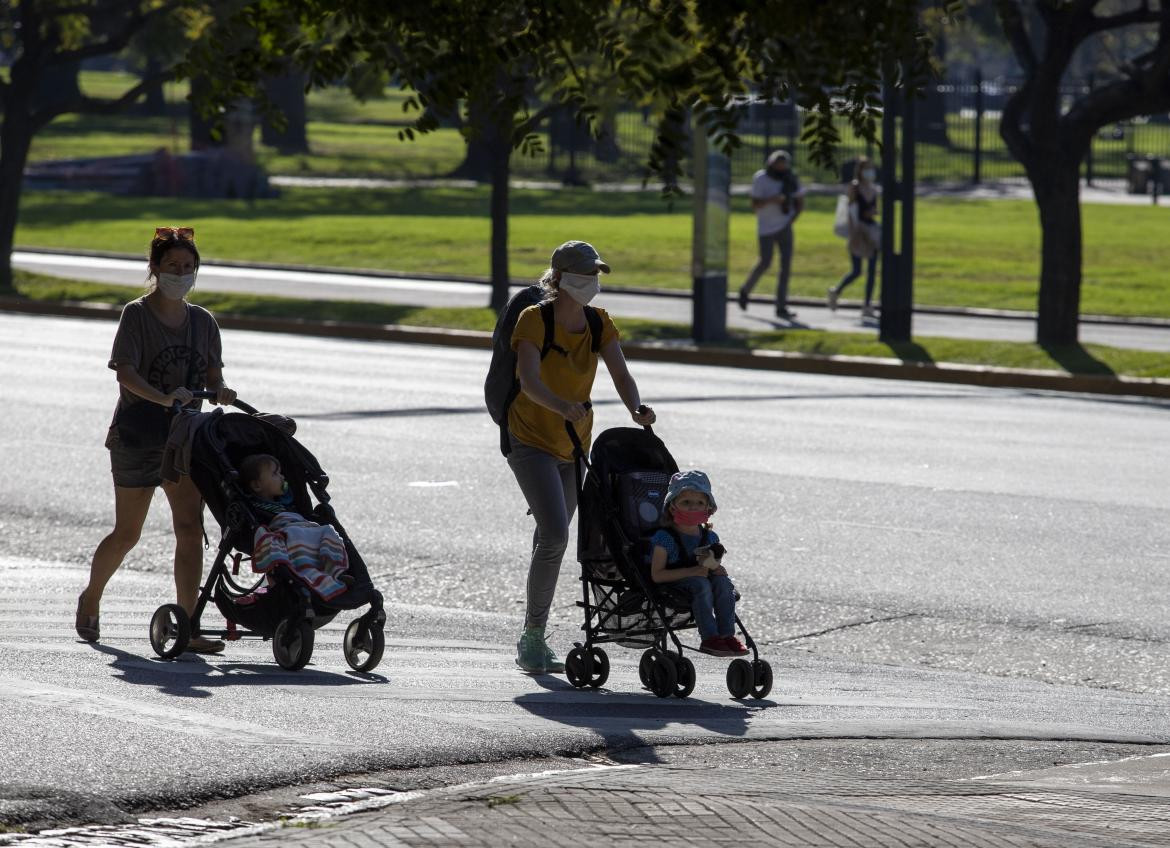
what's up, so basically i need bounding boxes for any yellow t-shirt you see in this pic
[508,304,620,461]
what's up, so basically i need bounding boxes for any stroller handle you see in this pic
[173,389,260,416]
[636,404,654,434]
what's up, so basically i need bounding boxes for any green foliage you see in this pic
[187,0,934,188]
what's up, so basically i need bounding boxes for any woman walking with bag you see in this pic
[505,240,655,674]
[827,157,881,319]
[76,226,236,652]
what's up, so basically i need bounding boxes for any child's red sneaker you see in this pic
[700,636,732,656]
[721,636,749,656]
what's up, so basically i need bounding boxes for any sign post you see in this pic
[691,127,731,343]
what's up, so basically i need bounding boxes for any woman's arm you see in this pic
[116,364,191,407]
[600,339,655,426]
[650,544,709,583]
[204,366,237,406]
[515,340,586,421]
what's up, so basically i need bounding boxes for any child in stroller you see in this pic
[648,470,748,658]
[147,391,386,672]
[567,422,772,700]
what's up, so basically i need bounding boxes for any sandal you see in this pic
[75,592,99,643]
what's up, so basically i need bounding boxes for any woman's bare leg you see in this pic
[80,485,156,617]
[161,474,206,616]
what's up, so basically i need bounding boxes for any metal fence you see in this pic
[511,76,1170,188]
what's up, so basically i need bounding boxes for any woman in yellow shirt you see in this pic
[508,240,656,673]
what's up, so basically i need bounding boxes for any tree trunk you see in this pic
[489,137,511,312]
[260,67,309,153]
[1029,157,1083,345]
[189,75,219,150]
[140,56,167,116]
[0,106,34,294]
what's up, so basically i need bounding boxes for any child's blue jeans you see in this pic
[673,574,736,639]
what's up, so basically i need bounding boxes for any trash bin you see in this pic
[1126,155,1151,194]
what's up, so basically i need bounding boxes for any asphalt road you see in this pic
[14,250,1170,351]
[3,312,1169,828]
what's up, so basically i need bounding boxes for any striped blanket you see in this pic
[252,512,350,601]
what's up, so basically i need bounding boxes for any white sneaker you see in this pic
[826,288,839,311]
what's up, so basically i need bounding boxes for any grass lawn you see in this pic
[12,270,1168,379]
[13,186,1170,318]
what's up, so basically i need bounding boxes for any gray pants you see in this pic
[506,438,582,630]
[740,226,794,309]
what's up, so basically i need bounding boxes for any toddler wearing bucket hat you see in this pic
[647,470,747,657]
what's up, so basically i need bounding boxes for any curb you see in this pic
[15,244,1170,329]
[5,296,1169,401]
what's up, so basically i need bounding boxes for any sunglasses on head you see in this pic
[155,226,195,242]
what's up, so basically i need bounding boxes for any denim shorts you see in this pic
[108,439,164,488]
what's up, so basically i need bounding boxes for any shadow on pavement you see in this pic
[90,643,386,698]
[513,673,775,764]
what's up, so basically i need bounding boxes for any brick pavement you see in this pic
[217,763,1170,848]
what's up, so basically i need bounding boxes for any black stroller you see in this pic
[565,416,772,699]
[147,391,387,672]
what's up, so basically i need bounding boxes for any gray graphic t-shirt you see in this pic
[105,298,223,448]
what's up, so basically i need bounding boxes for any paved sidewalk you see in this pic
[215,760,1170,848]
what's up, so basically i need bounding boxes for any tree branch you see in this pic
[994,0,1038,77]
[1089,3,1159,35]
[31,68,177,129]
[1064,75,1170,142]
[47,0,184,66]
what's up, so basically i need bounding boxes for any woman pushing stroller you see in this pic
[504,240,656,674]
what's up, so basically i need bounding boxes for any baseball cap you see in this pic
[664,470,717,513]
[766,149,791,168]
[550,240,611,274]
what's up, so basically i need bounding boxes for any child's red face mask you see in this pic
[670,491,711,526]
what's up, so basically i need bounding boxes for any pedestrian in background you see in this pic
[76,226,236,652]
[737,149,805,320]
[504,241,655,674]
[827,156,881,320]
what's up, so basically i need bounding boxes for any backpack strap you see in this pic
[663,526,710,568]
[539,302,565,358]
[540,302,602,358]
[584,305,602,354]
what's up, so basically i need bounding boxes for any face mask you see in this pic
[672,507,711,527]
[861,168,877,181]
[157,272,196,300]
[559,272,601,305]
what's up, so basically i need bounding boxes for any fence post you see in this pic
[788,105,797,166]
[763,101,772,160]
[973,69,983,185]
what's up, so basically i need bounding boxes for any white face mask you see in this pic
[861,168,877,182]
[559,271,601,305]
[157,272,196,300]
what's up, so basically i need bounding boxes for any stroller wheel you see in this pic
[750,659,774,700]
[565,646,608,688]
[647,651,678,698]
[343,617,385,673]
[671,654,696,699]
[638,649,655,688]
[726,658,753,699]
[273,617,314,670]
[149,604,190,660]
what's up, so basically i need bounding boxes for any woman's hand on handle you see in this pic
[164,387,194,407]
[212,386,237,406]
[632,404,655,426]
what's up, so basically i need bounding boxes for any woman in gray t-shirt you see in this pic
[76,227,236,653]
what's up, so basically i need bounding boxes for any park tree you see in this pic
[192,0,938,311]
[0,0,214,294]
[992,0,1170,344]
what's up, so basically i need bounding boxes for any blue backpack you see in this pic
[484,285,601,455]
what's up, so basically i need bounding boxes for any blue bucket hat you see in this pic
[664,470,717,513]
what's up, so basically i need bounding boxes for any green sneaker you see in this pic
[515,626,565,673]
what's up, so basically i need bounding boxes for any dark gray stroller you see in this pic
[147,392,386,671]
[567,417,772,699]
